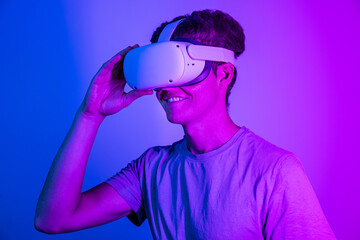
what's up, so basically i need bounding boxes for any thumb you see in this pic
[123,89,153,106]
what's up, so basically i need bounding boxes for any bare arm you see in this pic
[35,45,152,234]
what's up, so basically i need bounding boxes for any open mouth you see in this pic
[165,96,188,103]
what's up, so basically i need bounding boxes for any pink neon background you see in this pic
[62,1,360,239]
[0,0,359,239]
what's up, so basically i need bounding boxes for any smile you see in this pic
[165,97,187,103]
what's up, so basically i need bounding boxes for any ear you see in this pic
[216,63,235,89]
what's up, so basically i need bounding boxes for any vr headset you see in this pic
[123,19,236,90]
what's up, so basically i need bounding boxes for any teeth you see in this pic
[166,97,186,103]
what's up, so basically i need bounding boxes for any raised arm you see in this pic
[34,45,152,234]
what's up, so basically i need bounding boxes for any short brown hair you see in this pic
[151,9,245,106]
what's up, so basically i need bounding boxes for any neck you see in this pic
[182,108,240,154]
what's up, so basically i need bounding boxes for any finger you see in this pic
[123,89,153,106]
[103,44,140,73]
[116,44,140,58]
[96,44,141,80]
[104,46,132,69]
[97,55,122,78]
[128,89,153,99]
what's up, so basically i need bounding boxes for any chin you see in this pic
[166,115,185,124]
[165,112,190,125]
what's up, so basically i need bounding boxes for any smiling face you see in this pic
[156,66,226,126]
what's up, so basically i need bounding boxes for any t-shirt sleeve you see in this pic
[105,153,147,226]
[263,154,336,240]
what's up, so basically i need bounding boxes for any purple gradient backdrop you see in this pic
[1,0,359,239]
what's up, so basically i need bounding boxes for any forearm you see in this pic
[35,106,105,225]
[35,46,150,232]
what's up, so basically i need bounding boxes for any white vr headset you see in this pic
[123,19,236,90]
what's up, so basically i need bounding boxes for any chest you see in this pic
[143,159,264,239]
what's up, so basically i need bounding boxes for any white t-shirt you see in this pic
[106,126,336,239]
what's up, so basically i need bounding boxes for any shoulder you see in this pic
[114,138,185,180]
[242,128,292,158]
[238,127,297,175]
[136,138,185,166]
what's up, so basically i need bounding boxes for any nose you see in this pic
[156,88,168,100]
[154,86,174,92]
[156,87,179,100]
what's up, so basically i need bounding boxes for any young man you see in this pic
[35,10,336,239]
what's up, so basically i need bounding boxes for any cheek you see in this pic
[187,82,219,108]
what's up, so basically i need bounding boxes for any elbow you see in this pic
[34,216,64,234]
